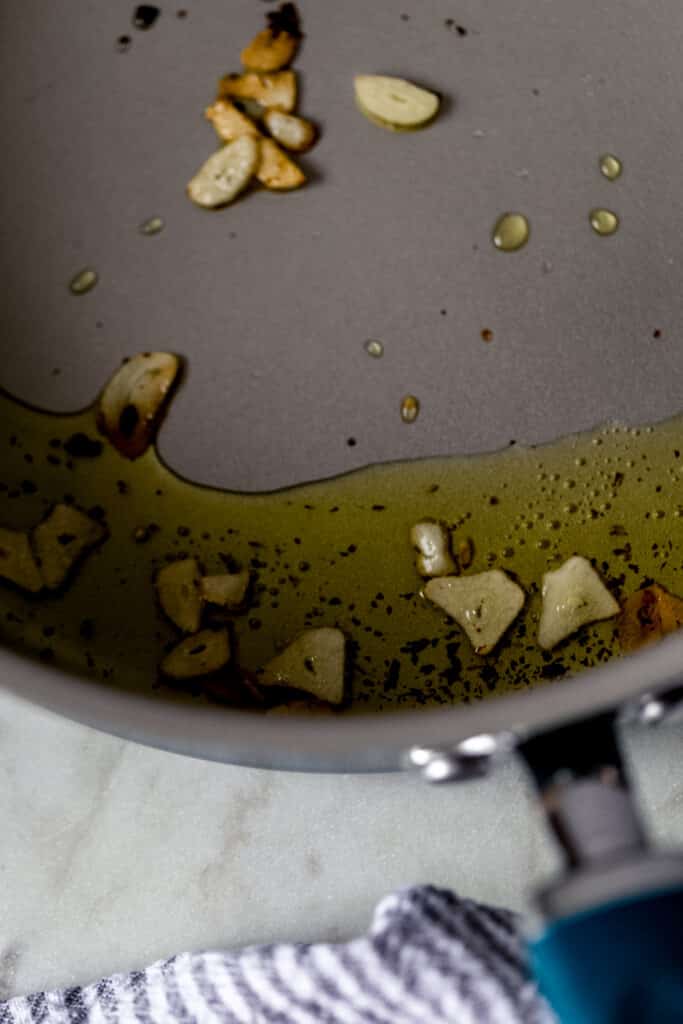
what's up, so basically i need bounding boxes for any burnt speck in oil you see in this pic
[116,34,132,51]
[346,437,357,447]
[653,329,662,339]
[80,618,96,641]
[64,433,103,458]
[176,8,187,16]
[133,4,160,29]
[481,328,494,342]
[400,13,410,20]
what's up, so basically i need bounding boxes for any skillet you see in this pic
[1,0,682,772]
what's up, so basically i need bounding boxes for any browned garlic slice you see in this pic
[200,571,250,608]
[410,520,456,577]
[538,556,620,650]
[160,628,231,679]
[156,558,203,633]
[354,75,440,131]
[205,99,262,142]
[0,527,43,593]
[425,570,525,654]
[32,504,107,589]
[218,71,298,113]
[618,583,683,652]
[98,352,180,459]
[187,136,260,209]
[241,27,299,72]
[260,627,346,704]
[262,110,316,152]
[257,139,306,190]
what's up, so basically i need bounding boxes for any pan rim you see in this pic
[1,631,681,772]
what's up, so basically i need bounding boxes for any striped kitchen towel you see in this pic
[0,886,554,1023]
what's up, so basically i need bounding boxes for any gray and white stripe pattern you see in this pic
[0,887,555,1024]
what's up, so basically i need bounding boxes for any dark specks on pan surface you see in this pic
[132,4,161,30]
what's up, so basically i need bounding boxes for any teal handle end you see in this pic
[530,885,683,1023]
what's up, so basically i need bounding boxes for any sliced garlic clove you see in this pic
[538,555,620,650]
[618,583,683,652]
[156,558,203,633]
[200,571,250,609]
[32,504,107,590]
[410,520,456,577]
[160,628,231,679]
[256,138,306,190]
[218,71,297,113]
[98,352,180,459]
[260,627,346,704]
[205,99,262,143]
[425,570,525,655]
[0,527,43,593]
[187,135,260,209]
[262,110,316,152]
[354,75,440,131]
[241,27,299,72]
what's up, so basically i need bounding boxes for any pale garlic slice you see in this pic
[410,520,456,577]
[200,571,250,609]
[263,110,316,152]
[98,352,180,459]
[354,74,440,131]
[218,71,297,113]
[187,136,260,209]
[538,556,619,650]
[0,527,43,593]
[425,570,525,655]
[161,628,231,679]
[156,558,203,633]
[32,504,107,590]
[260,627,346,704]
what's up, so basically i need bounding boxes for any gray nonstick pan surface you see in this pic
[1,0,682,770]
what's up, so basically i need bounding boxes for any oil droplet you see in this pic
[400,395,420,424]
[599,154,622,181]
[139,216,165,236]
[364,339,384,359]
[492,212,530,252]
[69,268,98,296]
[590,208,619,236]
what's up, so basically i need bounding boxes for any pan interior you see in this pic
[1,0,682,717]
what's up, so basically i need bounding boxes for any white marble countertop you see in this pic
[1,688,682,1002]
